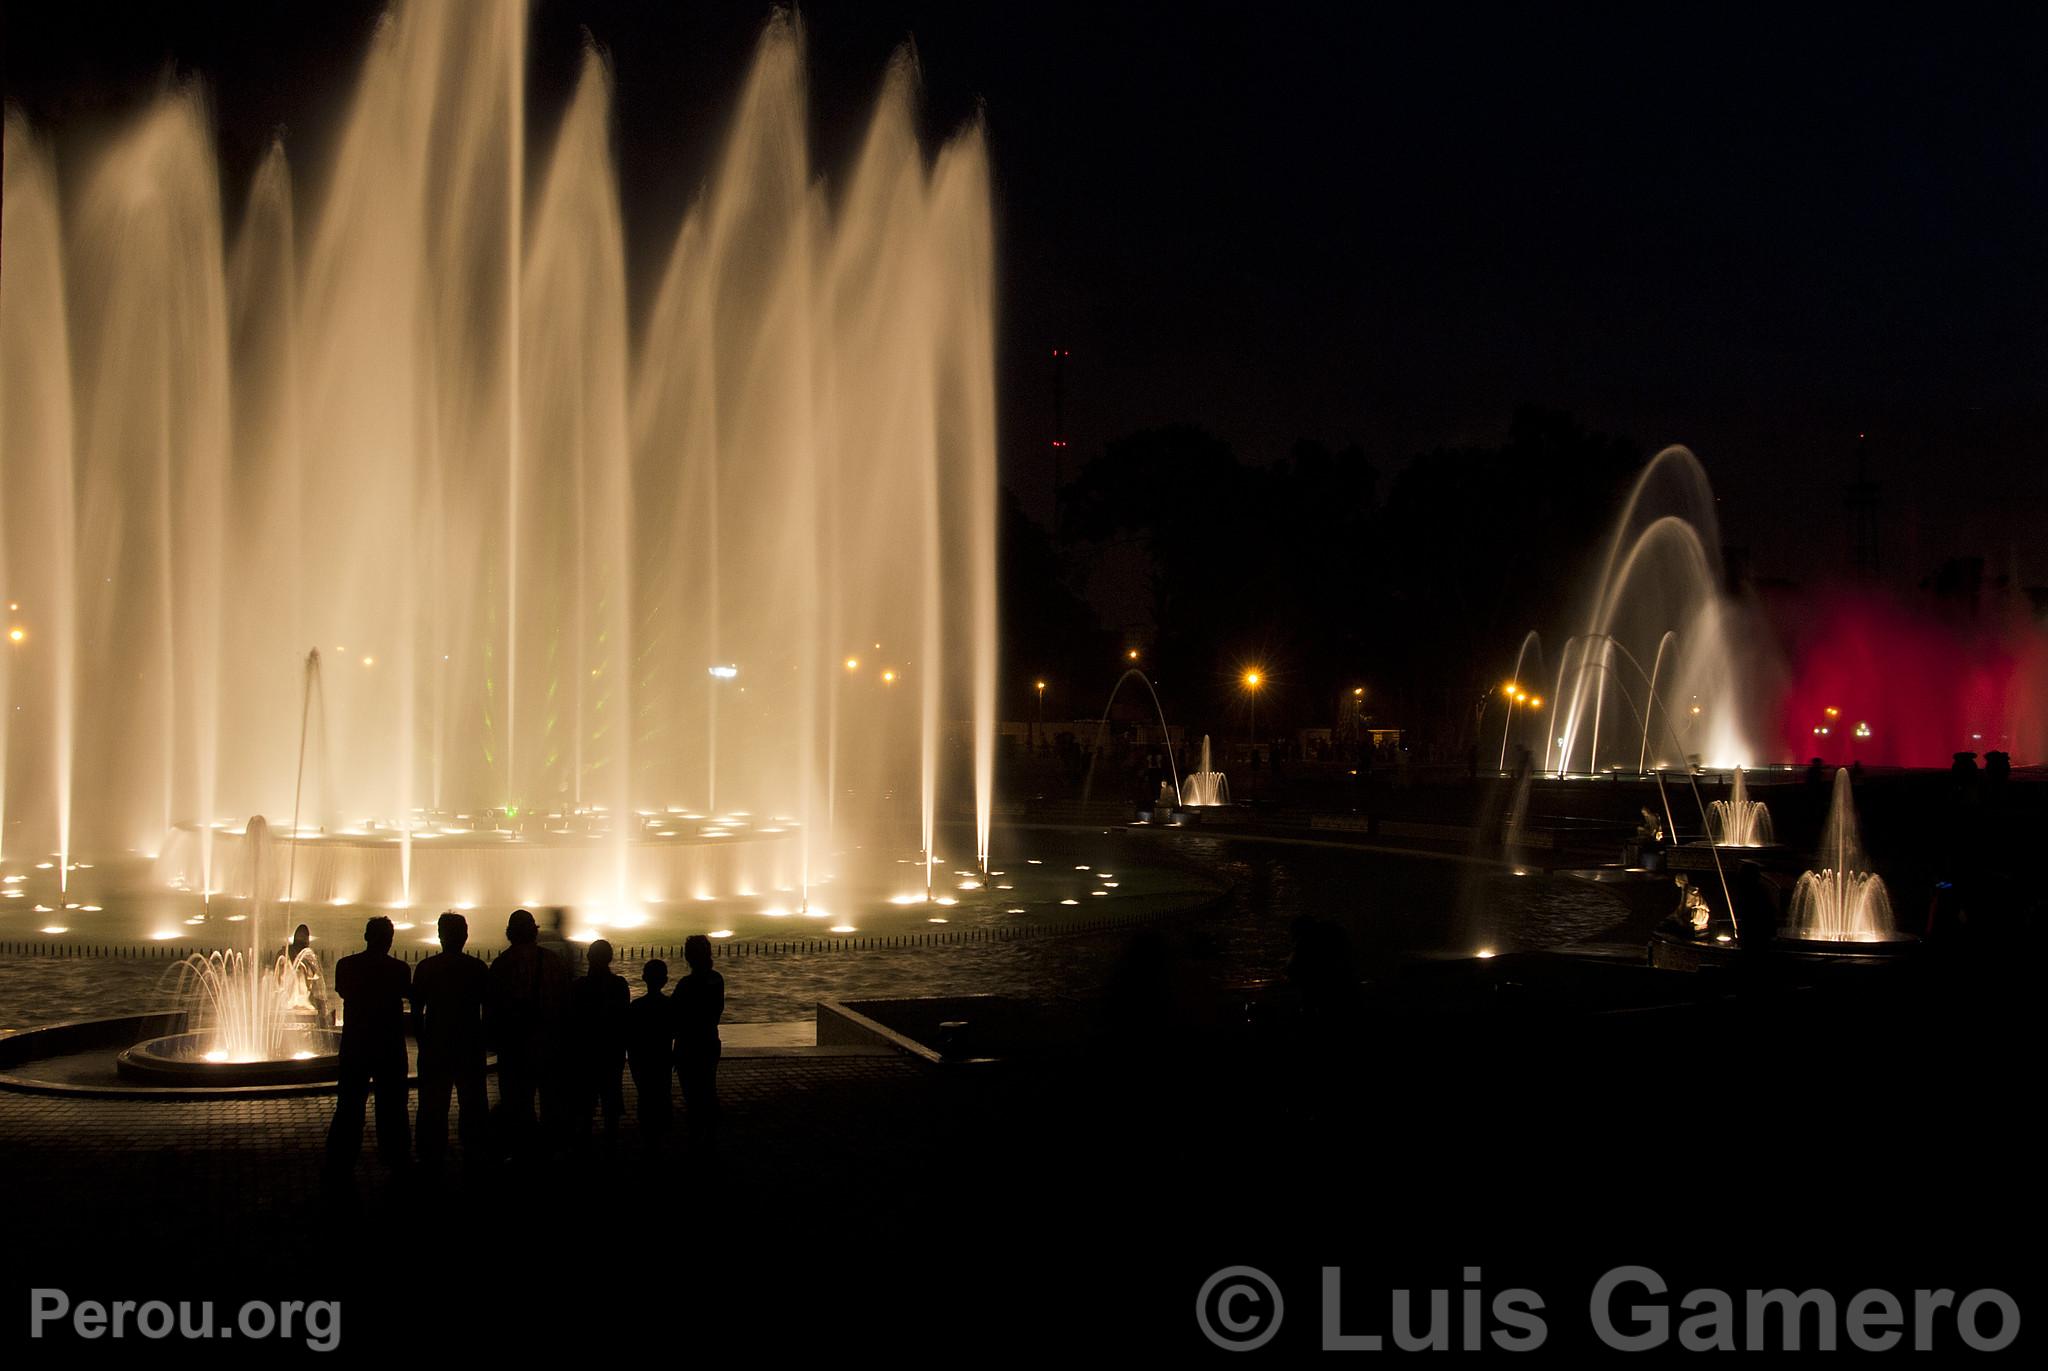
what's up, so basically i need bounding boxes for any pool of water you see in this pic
[0,827,1628,1032]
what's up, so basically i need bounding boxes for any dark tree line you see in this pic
[1000,406,1645,750]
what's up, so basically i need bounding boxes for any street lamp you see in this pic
[1496,682,1541,771]
[1498,683,1521,770]
[1242,669,1264,750]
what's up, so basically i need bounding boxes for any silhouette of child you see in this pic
[627,959,674,1138]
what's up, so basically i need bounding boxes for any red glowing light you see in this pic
[1774,589,2048,764]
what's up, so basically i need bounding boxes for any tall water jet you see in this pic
[1786,768,1896,942]
[2,3,998,915]
[2,117,83,874]
[1181,735,1230,807]
[1706,767,1775,847]
[59,89,232,877]
[521,46,633,909]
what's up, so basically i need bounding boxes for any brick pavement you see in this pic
[0,1053,947,1262]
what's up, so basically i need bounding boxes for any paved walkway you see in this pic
[1,1051,942,1265]
[3,955,2032,1360]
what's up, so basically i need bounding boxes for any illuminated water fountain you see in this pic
[1706,768,1775,847]
[1546,447,1761,775]
[118,816,339,1083]
[1085,669,1182,808]
[0,3,997,921]
[1785,768,1899,943]
[1180,735,1230,808]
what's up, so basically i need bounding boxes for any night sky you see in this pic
[7,1,2046,589]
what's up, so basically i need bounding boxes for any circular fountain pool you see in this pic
[155,812,807,912]
[117,1025,342,1086]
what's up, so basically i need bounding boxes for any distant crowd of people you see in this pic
[323,909,724,1184]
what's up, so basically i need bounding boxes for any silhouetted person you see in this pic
[568,938,630,1146]
[487,907,572,1161]
[325,916,412,1181]
[674,934,724,1153]
[411,911,490,1174]
[627,959,674,1138]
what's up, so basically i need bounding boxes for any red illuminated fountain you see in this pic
[1773,589,2048,767]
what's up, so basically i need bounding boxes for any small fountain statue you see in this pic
[1180,735,1230,807]
[1672,875,1713,933]
[1785,769,1895,942]
[1706,767,1775,846]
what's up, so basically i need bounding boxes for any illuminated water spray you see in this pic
[0,4,998,913]
[1787,768,1896,942]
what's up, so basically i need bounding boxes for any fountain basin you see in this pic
[1649,923,1921,971]
[1667,842,1799,872]
[155,818,804,910]
[1773,930,1920,955]
[117,1026,342,1086]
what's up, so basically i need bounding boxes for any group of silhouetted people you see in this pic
[324,909,724,1185]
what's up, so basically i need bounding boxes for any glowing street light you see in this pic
[844,656,860,672]
[707,664,739,680]
[1125,648,1140,662]
[1242,668,1265,748]
[881,669,897,685]
[6,627,23,645]
[1498,681,1531,770]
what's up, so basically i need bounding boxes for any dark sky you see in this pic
[7,1,2046,587]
